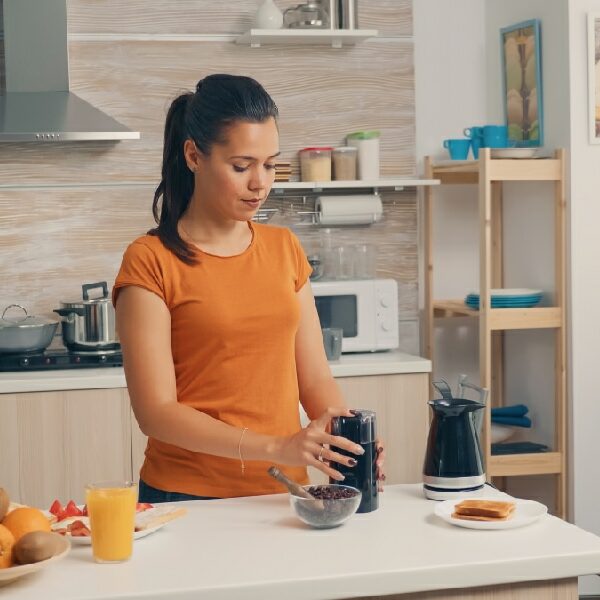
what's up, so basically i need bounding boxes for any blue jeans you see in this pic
[138,479,217,503]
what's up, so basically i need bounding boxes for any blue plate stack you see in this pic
[465,288,543,309]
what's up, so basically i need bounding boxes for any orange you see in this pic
[2,507,51,542]
[0,524,15,568]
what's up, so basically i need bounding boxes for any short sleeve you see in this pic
[288,230,313,292]
[112,239,167,307]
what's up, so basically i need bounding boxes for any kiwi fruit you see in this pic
[0,489,9,522]
[13,531,64,565]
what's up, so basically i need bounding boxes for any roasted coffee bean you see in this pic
[307,485,359,500]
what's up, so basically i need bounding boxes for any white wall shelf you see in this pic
[236,29,378,48]
[270,178,439,194]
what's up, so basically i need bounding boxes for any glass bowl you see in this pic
[289,484,361,529]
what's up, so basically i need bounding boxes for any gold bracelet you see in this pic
[238,427,249,475]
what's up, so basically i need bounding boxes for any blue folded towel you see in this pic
[491,415,532,428]
[491,404,529,418]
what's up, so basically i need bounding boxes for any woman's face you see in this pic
[190,118,279,222]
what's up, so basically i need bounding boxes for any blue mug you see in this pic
[443,138,471,160]
[481,125,509,149]
[463,126,484,158]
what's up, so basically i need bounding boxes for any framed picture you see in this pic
[500,19,543,147]
[588,14,600,143]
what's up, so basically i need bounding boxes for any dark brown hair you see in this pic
[148,74,279,263]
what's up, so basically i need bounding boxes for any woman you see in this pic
[113,74,384,502]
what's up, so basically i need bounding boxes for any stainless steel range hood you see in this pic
[0,0,140,142]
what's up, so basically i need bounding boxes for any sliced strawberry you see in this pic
[55,509,69,522]
[49,499,64,516]
[70,526,91,537]
[65,500,83,517]
[136,502,153,512]
[81,504,88,516]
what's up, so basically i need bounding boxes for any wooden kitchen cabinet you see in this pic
[130,373,430,488]
[0,389,132,508]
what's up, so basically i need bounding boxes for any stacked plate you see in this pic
[465,288,543,309]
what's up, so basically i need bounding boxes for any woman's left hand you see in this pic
[376,439,386,492]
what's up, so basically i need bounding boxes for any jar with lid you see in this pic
[332,146,357,180]
[299,147,333,181]
[346,130,381,180]
[283,1,329,29]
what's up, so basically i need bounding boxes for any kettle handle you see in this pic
[457,374,489,405]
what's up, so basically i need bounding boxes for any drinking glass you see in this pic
[85,481,137,563]
[322,327,343,361]
[353,244,377,279]
[330,246,355,279]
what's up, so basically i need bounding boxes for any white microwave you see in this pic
[311,278,399,353]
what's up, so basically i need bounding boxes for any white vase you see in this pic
[254,0,284,29]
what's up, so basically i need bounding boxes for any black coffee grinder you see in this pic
[330,409,378,513]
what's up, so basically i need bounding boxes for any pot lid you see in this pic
[0,304,58,329]
[60,281,111,307]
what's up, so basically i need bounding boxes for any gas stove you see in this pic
[0,348,123,372]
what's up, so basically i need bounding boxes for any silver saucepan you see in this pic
[0,304,59,354]
[54,282,119,351]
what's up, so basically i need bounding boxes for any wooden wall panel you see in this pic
[0,186,156,321]
[0,39,414,185]
[0,187,418,326]
[67,0,412,37]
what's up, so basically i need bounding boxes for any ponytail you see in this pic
[149,92,196,264]
[149,74,279,264]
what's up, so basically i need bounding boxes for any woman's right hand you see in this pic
[275,407,365,481]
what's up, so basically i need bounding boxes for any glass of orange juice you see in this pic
[85,480,137,563]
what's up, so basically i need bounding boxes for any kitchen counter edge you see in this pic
[0,351,431,394]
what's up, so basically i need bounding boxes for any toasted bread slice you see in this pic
[134,505,187,531]
[451,511,511,522]
[454,499,515,519]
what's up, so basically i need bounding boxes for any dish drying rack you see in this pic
[251,208,279,223]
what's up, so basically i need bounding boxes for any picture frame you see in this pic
[588,13,600,144]
[500,19,543,147]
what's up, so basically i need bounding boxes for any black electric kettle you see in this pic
[423,379,487,500]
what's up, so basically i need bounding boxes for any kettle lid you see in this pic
[428,398,484,416]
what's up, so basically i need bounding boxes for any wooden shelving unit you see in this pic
[423,148,567,517]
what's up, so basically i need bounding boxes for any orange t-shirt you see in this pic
[113,222,312,498]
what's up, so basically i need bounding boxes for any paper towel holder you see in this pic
[314,194,383,227]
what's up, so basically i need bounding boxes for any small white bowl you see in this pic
[491,424,517,444]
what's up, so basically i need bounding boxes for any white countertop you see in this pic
[0,351,431,394]
[7,484,600,600]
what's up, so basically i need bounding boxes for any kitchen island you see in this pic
[6,484,600,599]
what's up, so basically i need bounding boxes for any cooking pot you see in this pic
[0,304,59,354]
[54,282,119,351]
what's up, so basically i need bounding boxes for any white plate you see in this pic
[49,511,167,545]
[467,288,543,298]
[491,148,540,159]
[0,536,70,587]
[434,497,548,530]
